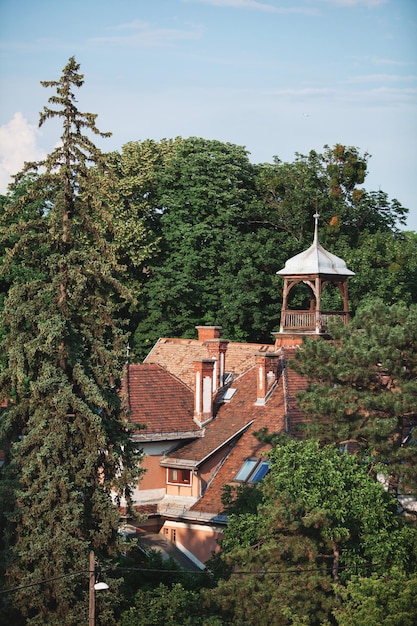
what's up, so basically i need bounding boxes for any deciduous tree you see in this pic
[132,137,283,356]
[205,440,416,625]
[334,568,417,626]
[129,140,412,358]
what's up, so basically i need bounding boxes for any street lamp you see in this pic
[89,551,109,625]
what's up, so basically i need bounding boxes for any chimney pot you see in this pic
[205,339,229,390]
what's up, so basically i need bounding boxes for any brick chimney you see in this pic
[205,339,229,390]
[255,354,280,405]
[193,359,215,427]
[195,326,222,341]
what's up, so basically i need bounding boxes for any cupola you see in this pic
[276,213,354,335]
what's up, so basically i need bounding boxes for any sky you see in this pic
[1,0,416,230]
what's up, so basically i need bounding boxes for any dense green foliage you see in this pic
[292,300,417,497]
[104,138,414,359]
[203,440,416,625]
[334,568,417,626]
[2,135,415,361]
[120,441,417,625]
[120,582,222,626]
[131,136,282,354]
[0,58,144,625]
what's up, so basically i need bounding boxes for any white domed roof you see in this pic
[277,214,355,277]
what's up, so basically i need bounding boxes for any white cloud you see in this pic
[343,74,417,84]
[320,0,388,7]
[183,0,318,14]
[0,113,45,194]
[371,58,412,67]
[89,21,201,47]
[187,0,280,10]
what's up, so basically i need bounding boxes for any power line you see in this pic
[111,562,378,576]
[0,570,86,595]
[0,561,380,595]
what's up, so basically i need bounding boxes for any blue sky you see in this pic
[1,0,416,230]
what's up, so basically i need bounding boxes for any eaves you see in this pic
[132,429,204,443]
[160,420,254,469]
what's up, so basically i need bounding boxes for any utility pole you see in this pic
[89,550,95,626]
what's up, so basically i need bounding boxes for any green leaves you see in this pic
[124,140,415,358]
[334,569,417,626]
[207,440,417,625]
[292,300,417,496]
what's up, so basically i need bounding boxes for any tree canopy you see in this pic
[334,568,417,626]
[131,136,282,354]
[103,138,415,359]
[292,299,417,498]
[1,125,415,360]
[203,440,417,625]
[0,57,144,625]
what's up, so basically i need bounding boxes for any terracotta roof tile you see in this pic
[124,363,198,436]
[188,366,287,515]
[188,349,307,516]
[166,367,268,465]
[145,337,278,389]
[125,340,308,519]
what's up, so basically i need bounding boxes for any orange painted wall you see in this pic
[139,455,166,489]
[161,522,223,565]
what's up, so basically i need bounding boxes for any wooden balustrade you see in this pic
[281,310,349,332]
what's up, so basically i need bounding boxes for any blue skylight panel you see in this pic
[249,461,270,483]
[234,459,258,481]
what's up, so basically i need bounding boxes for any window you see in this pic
[167,468,191,485]
[234,459,258,481]
[234,459,270,483]
[249,461,270,483]
[222,387,237,402]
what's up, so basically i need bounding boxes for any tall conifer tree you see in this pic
[291,300,417,498]
[0,57,143,624]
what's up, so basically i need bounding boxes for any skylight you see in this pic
[250,461,270,483]
[234,459,257,481]
[222,387,237,402]
[234,459,270,483]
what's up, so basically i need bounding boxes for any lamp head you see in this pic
[94,582,109,591]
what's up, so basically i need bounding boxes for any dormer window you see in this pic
[167,468,191,485]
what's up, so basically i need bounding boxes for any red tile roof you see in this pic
[126,337,308,519]
[124,363,200,437]
[166,367,269,466]
[189,365,288,515]
[145,337,278,389]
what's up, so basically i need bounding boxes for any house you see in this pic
[121,214,355,568]
[122,330,307,567]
